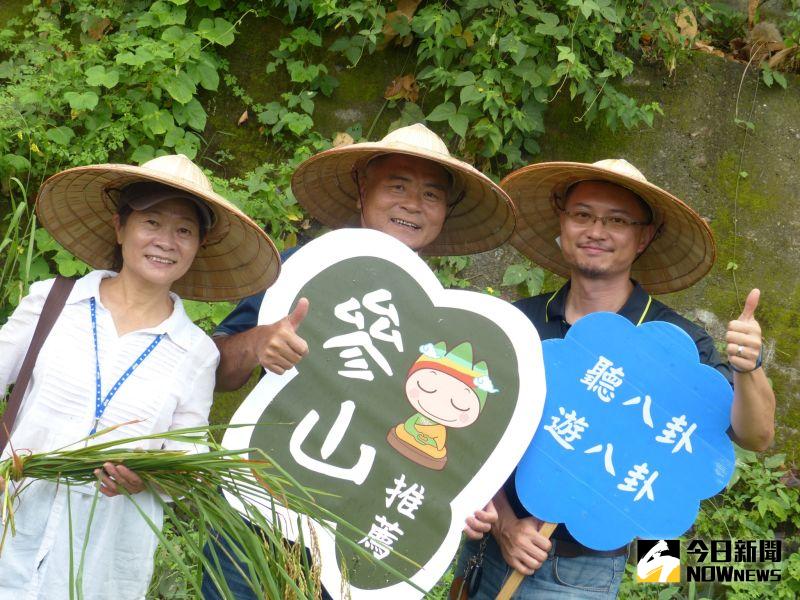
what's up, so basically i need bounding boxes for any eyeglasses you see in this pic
[559,208,649,232]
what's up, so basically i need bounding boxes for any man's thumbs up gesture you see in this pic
[726,289,763,373]
[255,297,310,375]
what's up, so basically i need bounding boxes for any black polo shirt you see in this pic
[505,280,732,549]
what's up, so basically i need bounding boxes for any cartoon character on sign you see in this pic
[387,341,498,470]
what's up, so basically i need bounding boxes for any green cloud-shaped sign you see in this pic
[224,229,546,598]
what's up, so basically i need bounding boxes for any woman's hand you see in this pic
[94,462,145,497]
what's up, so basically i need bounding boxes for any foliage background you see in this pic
[0,0,798,598]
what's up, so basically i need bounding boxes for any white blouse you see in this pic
[0,270,219,599]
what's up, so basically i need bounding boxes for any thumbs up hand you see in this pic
[726,289,763,373]
[255,297,310,375]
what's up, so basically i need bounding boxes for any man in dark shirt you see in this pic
[202,124,515,599]
[456,159,775,599]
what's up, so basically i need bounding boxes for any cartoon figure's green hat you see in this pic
[408,341,499,409]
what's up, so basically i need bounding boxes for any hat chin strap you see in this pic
[448,189,465,211]
[443,189,465,225]
[632,222,664,264]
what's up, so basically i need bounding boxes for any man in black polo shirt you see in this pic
[456,159,775,599]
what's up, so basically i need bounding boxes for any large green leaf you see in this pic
[1,154,31,172]
[63,91,99,111]
[427,102,457,122]
[197,18,235,47]
[85,65,120,89]
[46,126,76,146]
[460,85,483,105]
[188,56,219,91]
[174,131,200,159]
[285,113,313,136]
[140,102,175,136]
[534,13,569,39]
[764,454,786,470]
[161,71,196,104]
[161,25,186,43]
[502,264,528,286]
[448,113,469,138]
[388,102,427,132]
[164,125,185,148]
[130,145,156,164]
[524,268,545,297]
[173,98,207,131]
[452,71,476,87]
[116,47,153,67]
[149,0,186,26]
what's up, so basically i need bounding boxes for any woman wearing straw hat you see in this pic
[0,154,278,599]
[201,124,515,599]
[456,159,775,599]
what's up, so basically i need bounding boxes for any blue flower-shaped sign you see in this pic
[516,312,734,550]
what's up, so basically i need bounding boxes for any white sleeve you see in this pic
[0,278,55,394]
[163,337,220,454]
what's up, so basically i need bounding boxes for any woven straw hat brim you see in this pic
[502,162,716,295]
[291,143,516,256]
[35,164,280,302]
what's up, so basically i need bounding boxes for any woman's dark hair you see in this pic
[111,188,208,271]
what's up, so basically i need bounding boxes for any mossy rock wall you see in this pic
[0,0,27,26]
[201,15,411,175]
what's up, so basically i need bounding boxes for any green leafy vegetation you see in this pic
[502,260,547,297]
[618,447,799,599]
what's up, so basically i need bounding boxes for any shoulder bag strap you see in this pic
[1,275,77,450]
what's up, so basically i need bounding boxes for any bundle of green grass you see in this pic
[0,424,364,599]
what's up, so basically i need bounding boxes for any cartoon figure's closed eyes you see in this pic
[387,341,498,470]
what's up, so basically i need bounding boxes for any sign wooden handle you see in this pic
[495,521,558,600]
